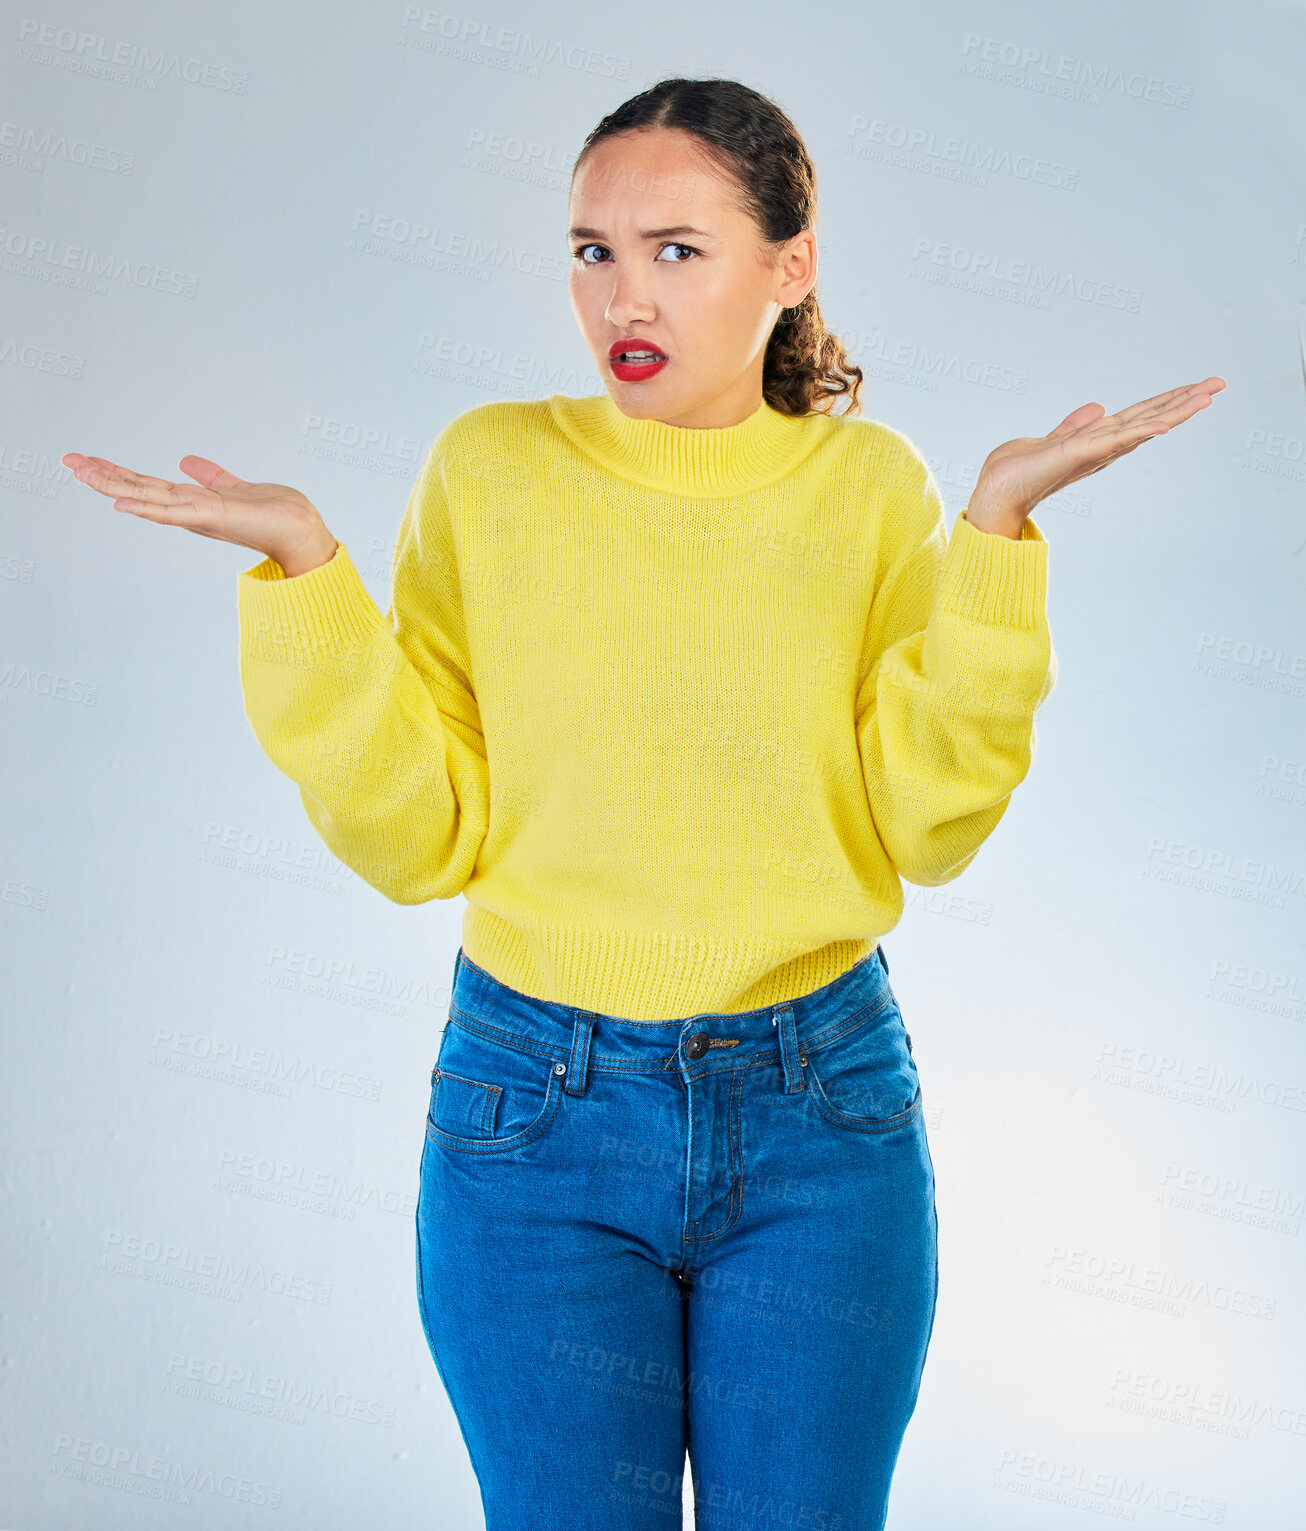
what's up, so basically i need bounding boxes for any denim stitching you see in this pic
[431,1069,501,1136]
[804,1069,924,1134]
[447,995,898,1079]
[686,1068,745,1243]
[447,1002,567,1061]
[798,988,897,1056]
[414,1138,491,1492]
[426,1068,564,1154]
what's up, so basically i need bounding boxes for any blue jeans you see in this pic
[415,944,939,1531]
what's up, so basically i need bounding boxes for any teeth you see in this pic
[621,352,661,361]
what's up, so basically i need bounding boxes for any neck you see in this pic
[548,391,834,499]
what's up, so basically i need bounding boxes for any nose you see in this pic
[603,273,656,329]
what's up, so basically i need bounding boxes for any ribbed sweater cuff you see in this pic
[935,510,1049,629]
[238,541,386,661]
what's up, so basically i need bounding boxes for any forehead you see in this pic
[568,128,746,229]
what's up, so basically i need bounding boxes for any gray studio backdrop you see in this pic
[4,0,1304,1526]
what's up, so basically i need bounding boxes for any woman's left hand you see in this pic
[965,375,1228,537]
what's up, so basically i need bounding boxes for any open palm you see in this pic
[972,376,1227,523]
[60,452,337,575]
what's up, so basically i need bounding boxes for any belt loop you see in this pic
[877,942,889,976]
[775,1003,805,1094]
[452,946,464,987]
[566,1011,594,1097]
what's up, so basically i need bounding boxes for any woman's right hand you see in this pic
[59,452,339,578]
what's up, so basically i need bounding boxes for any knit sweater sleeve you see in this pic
[236,434,489,903]
[854,433,1058,887]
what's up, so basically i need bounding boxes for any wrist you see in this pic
[964,509,1024,541]
[275,530,338,579]
[964,490,1026,541]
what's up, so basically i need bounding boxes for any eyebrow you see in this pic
[567,224,714,241]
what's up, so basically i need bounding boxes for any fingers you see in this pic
[1109,376,1226,429]
[1109,384,1194,425]
[1048,402,1106,437]
[1089,395,1214,462]
[179,455,246,490]
[1047,377,1226,448]
[61,454,183,508]
[1075,379,1225,452]
[1113,392,1213,438]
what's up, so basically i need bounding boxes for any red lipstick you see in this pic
[608,337,668,382]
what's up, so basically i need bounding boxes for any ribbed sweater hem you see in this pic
[938,511,1049,629]
[238,542,384,660]
[462,904,881,1021]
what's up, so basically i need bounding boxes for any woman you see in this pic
[64,76,1222,1531]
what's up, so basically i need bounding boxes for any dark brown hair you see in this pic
[573,77,863,419]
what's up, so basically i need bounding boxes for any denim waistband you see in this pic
[447,943,896,1084]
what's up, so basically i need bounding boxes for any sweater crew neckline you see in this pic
[547,392,832,498]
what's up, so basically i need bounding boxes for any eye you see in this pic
[572,242,700,265]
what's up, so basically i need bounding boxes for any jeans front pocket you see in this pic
[802,992,922,1133]
[427,1015,565,1154]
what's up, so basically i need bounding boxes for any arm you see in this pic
[855,436,1057,887]
[236,434,489,903]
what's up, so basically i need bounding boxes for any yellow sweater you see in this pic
[238,393,1056,1020]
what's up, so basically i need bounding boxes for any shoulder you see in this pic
[827,414,947,570]
[428,397,557,460]
[413,397,560,498]
[825,411,939,491]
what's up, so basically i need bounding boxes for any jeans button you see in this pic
[685,1032,709,1062]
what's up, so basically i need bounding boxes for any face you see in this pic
[567,127,816,429]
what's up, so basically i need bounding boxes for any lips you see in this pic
[608,339,669,381]
[608,339,667,359]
